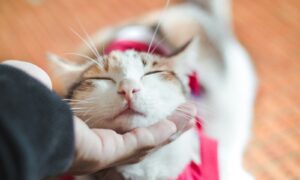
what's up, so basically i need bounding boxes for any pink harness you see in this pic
[176,119,219,180]
[105,40,220,180]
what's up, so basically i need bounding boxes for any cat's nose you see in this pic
[118,79,141,102]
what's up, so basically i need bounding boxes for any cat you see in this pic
[47,0,257,179]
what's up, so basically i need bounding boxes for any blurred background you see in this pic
[0,0,299,179]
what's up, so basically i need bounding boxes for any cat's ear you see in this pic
[46,53,92,96]
[168,37,201,75]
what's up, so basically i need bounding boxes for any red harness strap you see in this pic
[176,120,219,180]
[104,40,168,56]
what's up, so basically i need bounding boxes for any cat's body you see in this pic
[48,0,257,179]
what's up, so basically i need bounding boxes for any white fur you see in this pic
[119,130,199,180]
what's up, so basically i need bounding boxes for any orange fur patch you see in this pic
[160,72,175,82]
[83,64,103,78]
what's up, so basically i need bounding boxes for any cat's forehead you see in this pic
[104,50,160,73]
[83,50,165,79]
[106,50,142,69]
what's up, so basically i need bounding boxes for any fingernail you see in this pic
[167,102,197,138]
[168,103,196,125]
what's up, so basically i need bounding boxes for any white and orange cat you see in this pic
[47,0,257,179]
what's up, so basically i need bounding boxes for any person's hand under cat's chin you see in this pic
[70,103,196,174]
[3,60,197,175]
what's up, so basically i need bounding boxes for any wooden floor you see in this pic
[0,0,299,179]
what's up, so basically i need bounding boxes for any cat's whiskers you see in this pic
[84,109,109,127]
[88,114,106,127]
[100,42,107,55]
[71,107,96,112]
[72,108,97,124]
[71,108,93,114]
[63,98,81,102]
[84,116,94,124]
[64,98,96,106]
[150,36,167,54]
[82,104,98,117]
[72,107,99,116]
[71,107,91,110]
[65,52,102,68]
[77,22,103,61]
[70,28,99,59]
[72,111,91,115]
[70,28,103,68]
[64,97,95,101]
[147,0,171,54]
[68,98,98,113]
[68,101,94,105]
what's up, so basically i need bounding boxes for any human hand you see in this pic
[3,60,197,175]
[69,103,196,174]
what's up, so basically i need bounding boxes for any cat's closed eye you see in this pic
[143,70,165,76]
[84,77,116,83]
[143,70,175,79]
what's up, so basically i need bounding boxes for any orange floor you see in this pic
[0,0,299,179]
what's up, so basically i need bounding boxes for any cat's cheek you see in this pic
[75,87,124,129]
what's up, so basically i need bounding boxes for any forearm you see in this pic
[0,65,74,180]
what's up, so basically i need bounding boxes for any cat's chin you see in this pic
[113,113,160,133]
[82,111,155,133]
[114,108,146,120]
[83,105,174,133]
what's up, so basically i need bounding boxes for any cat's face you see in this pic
[71,50,187,133]
[48,40,199,133]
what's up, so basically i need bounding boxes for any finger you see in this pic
[146,119,177,145]
[2,60,52,89]
[123,102,197,150]
[168,102,197,130]
[69,103,197,173]
[122,103,197,152]
[166,103,197,140]
[182,118,195,132]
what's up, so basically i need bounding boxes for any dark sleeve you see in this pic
[0,65,75,180]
